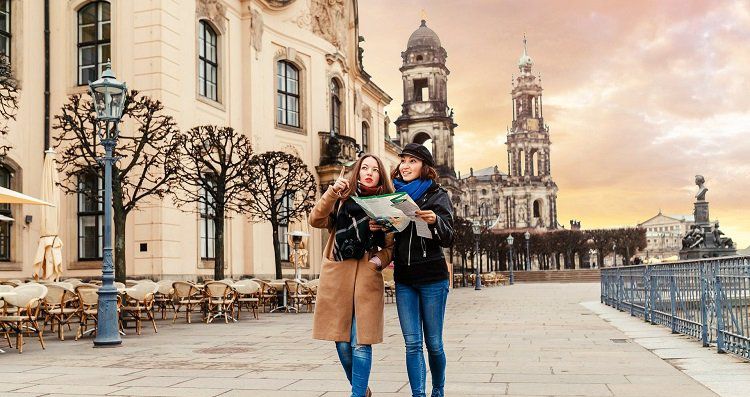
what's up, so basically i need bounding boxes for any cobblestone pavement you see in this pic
[1,282,744,396]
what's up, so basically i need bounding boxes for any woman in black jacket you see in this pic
[390,143,454,397]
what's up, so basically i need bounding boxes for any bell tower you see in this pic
[505,35,558,229]
[395,19,457,182]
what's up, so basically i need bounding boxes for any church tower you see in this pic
[395,19,457,184]
[504,36,558,229]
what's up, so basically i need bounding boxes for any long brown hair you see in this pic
[391,156,439,183]
[342,154,394,198]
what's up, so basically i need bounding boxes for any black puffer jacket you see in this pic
[393,183,454,285]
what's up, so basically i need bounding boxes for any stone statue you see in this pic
[695,175,707,201]
[196,0,226,33]
[310,0,347,50]
[688,226,705,249]
[249,8,264,56]
[712,222,734,249]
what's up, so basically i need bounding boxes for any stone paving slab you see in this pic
[0,283,739,396]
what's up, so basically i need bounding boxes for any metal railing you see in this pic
[601,256,750,361]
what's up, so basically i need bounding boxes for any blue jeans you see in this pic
[336,316,372,397]
[396,280,449,397]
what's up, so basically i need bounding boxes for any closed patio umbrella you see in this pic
[32,149,63,281]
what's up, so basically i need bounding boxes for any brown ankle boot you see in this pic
[366,387,372,397]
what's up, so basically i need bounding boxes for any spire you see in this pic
[518,33,533,71]
[523,33,528,56]
[421,9,427,25]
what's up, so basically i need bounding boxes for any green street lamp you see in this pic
[89,67,127,347]
[472,221,482,290]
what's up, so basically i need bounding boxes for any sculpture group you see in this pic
[679,175,736,259]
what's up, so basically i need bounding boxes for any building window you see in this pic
[276,61,300,128]
[330,79,341,134]
[198,20,218,101]
[200,179,216,259]
[77,172,103,260]
[0,166,11,261]
[361,122,369,153]
[533,200,541,218]
[277,192,292,262]
[77,1,111,85]
[414,78,428,101]
[0,0,10,58]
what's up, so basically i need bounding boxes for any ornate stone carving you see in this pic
[258,0,297,9]
[249,7,264,56]
[354,89,362,117]
[361,105,372,121]
[308,0,347,50]
[197,0,226,33]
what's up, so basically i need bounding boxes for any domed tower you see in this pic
[395,19,457,183]
[505,35,558,229]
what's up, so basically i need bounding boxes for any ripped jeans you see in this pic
[336,316,372,397]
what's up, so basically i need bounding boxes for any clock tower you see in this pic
[395,19,457,184]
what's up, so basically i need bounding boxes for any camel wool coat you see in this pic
[309,186,393,345]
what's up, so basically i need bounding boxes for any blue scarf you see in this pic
[394,178,433,201]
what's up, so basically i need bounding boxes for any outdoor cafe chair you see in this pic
[204,281,236,323]
[253,279,278,313]
[0,284,48,353]
[121,282,158,335]
[154,280,175,320]
[42,283,78,340]
[74,285,99,340]
[285,279,313,313]
[233,279,260,320]
[172,281,203,324]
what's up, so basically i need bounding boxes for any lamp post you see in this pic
[89,67,127,347]
[524,231,531,271]
[286,230,310,281]
[507,234,515,285]
[612,242,617,268]
[472,221,482,290]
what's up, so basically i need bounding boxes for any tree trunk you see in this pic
[271,220,283,279]
[214,206,225,280]
[111,174,127,283]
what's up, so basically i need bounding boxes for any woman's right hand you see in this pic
[332,177,349,195]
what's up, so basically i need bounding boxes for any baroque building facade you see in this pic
[456,38,558,231]
[637,212,695,260]
[0,0,399,280]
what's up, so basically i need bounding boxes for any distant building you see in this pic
[455,37,559,231]
[637,211,696,260]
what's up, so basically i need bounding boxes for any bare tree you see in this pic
[170,125,253,280]
[245,151,317,279]
[0,54,19,159]
[53,91,180,281]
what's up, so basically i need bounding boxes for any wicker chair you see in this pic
[74,285,99,340]
[285,279,313,313]
[253,279,278,313]
[204,281,236,323]
[121,282,158,335]
[172,281,203,324]
[153,280,175,320]
[0,284,48,353]
[42,284,79,340]
[233,280,260,320]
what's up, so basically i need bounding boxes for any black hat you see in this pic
[399,143,435,167]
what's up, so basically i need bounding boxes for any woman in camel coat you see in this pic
[309,154,394,397]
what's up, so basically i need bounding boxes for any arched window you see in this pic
[199,177,215,259]
[276,61,300,128]
[361,122,369,153]
[198,20,218,101]
[0,0,11,57]
[77,171,103,260]
[533,200,542,218]
[0,165,11,261]
[330,79,341,134]
[77,1,111,85]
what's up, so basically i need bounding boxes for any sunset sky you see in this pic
[358,0,750,249]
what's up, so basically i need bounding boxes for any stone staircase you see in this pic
[498,269,601,283]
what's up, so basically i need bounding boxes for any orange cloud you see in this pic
[358,0,750,248]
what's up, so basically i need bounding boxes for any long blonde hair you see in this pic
[342,154,394,198]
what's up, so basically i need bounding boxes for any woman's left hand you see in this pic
[415,210,438,225]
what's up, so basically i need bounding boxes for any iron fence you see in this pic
[601,256,750,361]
